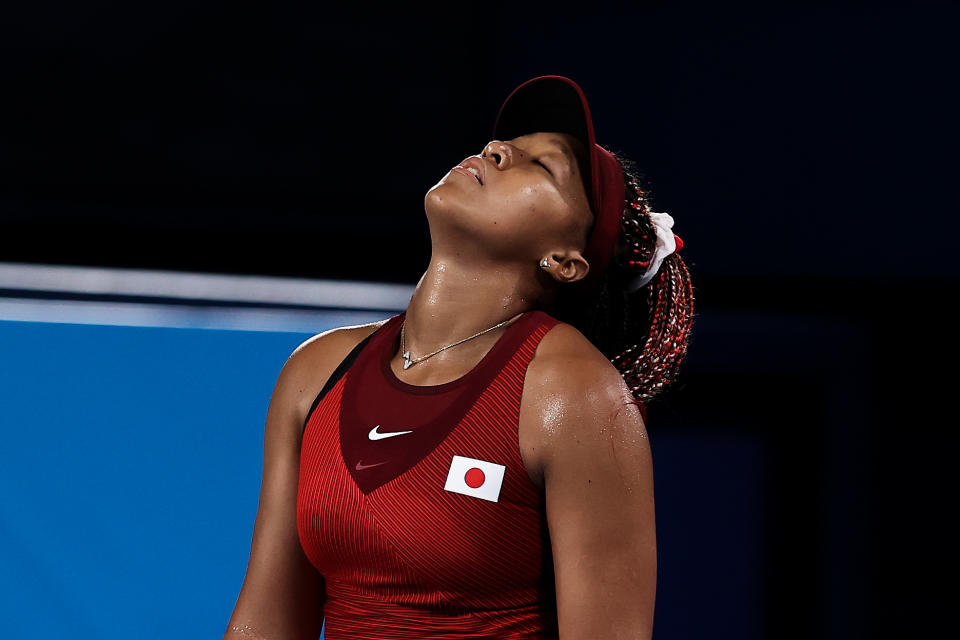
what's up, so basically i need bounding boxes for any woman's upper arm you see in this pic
[535,352,657,640]
[224,330,351,640]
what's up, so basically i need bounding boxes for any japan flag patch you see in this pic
[444,455,506,502]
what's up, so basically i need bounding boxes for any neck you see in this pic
[401,256,538,360]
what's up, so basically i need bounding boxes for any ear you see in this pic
[545,249,591,285]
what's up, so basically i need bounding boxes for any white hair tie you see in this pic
[626,210,679,293]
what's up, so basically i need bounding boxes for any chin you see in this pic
[424,183,469,220]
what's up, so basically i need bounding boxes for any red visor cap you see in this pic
[493,75,625,292]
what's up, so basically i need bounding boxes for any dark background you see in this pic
[2,1,956,637]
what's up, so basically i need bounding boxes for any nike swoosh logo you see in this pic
[356,460,388,470]
[368,424,414,440]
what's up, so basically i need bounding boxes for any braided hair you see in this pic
[549,150,697,408]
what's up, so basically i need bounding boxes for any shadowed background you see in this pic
[1,2,956,638]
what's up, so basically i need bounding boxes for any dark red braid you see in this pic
[611,170,696,404]
[550,151,697,409]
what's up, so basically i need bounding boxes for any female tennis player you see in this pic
[224,75,695,640]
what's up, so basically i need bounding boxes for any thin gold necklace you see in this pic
[400,311,525,370]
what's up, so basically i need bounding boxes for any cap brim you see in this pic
[493,76,595,149]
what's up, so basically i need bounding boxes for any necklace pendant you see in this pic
[402,351,415,369]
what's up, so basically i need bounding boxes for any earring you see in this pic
[541,258,551,269]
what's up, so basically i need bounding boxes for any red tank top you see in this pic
[297,308,562,639]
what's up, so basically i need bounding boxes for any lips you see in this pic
[453,166,481,185]
[457,156,486,185]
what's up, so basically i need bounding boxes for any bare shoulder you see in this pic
[519,320,644,489]
[523,320,639,422]
[291,318,388,363]
[283,317,391,430]
[525,321,656,638]
[526,321,623,385]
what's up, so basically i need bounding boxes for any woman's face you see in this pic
[424,131,594,268]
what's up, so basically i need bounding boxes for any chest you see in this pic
[297,362,555,619]
[384,349,548,491]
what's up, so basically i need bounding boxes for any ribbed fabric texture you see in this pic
[297,309,562,639]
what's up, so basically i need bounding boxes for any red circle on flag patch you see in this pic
[464,467,485,488]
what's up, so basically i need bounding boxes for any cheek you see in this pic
[488,189,570,253]
[499,183,564,221]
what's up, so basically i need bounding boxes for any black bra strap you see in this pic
[301,329,379,438]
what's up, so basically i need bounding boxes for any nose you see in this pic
[481,140,513,169]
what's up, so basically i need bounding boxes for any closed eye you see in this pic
[535,159,551,174]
